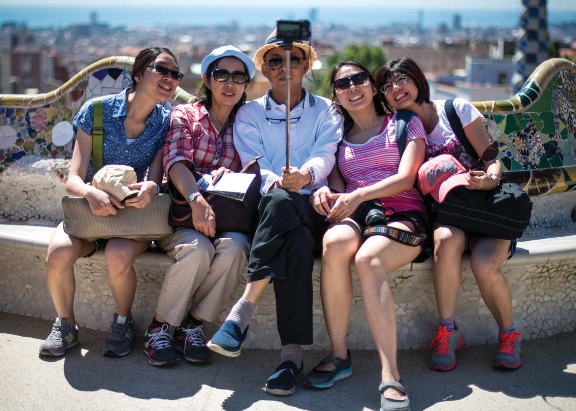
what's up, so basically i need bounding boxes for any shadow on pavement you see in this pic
[3,313,575,410]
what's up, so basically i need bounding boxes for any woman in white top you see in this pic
[375,57,522,373]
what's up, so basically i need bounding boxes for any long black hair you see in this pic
[328,60,386,131]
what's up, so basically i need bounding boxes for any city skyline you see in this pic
[2,0,576,11]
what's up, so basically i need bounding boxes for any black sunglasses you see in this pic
[333,72,370,92]
[470,141,500,170]
[264,56,306,70]
[265,98,305,124]
[210,69,249,84]
[147,64,184,81]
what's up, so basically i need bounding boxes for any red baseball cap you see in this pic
[418,154,469,203]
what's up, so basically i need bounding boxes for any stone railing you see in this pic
[0,57,575,350]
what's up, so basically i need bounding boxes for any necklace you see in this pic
[127,115,137,139]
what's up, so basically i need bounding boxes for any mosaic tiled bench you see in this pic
[0,57,575,350]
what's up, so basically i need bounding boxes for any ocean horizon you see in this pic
[1,6,575,29]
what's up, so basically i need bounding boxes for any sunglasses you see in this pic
[264,56,306,70]
[333,72,370,92]
[147,64,184,81]
[470,141,500,170]
[210,69,249,84]
[379,74,409,94]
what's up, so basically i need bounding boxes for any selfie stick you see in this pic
[283,46,292,171]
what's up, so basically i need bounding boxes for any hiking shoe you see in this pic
[207,320,248,358]
[493,330,522,369]
[265,360,304,396]
[143,323,177,366]
[174,322,211,363]
[379,381,410,411]
[39,317,79,357]
[103,313,135,357]
[428,325,464,371]
[303,349,353,389]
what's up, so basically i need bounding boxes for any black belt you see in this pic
[363,225,426,247]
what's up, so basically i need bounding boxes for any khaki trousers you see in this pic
[156,228,250,325]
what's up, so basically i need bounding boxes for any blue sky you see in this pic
[2,0,576,10]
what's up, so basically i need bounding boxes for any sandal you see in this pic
[379,381,410,411]
[303,349,353,389]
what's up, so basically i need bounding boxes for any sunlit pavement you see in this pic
[1,312,575,411]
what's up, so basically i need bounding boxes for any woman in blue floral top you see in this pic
[39,46,182,359]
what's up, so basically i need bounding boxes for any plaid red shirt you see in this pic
[163,102,241,176]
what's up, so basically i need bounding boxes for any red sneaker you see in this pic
[493,330,522,369]
[428,325,464,371]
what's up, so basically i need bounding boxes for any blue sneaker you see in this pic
[265,360,304,396]
[207,320,248,358]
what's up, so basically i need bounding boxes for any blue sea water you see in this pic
[0,6,575,29]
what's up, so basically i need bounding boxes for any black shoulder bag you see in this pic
[434,100,533,239]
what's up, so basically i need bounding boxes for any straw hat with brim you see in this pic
[252,28,317,73]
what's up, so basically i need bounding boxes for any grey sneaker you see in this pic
[493,330,522,369]
[428,325,464,371]
[39,318,79,356]
[103,313,135,357]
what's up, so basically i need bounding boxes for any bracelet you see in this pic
[489,173,500,184]
[156,183,161,194]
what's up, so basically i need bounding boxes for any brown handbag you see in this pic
[168,157,262,234]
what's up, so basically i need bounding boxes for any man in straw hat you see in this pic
[208,29,343,395]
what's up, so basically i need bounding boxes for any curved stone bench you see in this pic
[1,57,576,350]
[1,223,575,350]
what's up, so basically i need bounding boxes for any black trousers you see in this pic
[246,189,329,345]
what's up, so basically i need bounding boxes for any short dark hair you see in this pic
[131,46,179,90]
[194,57,250,122]
[375,58,430,113]
[328,60,386,131]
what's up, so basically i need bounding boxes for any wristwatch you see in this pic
[188,192,202,203]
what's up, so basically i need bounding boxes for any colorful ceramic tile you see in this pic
[51,122,74,147]
[0,125,18,150]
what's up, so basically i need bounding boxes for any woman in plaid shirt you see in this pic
[143,46,256,367]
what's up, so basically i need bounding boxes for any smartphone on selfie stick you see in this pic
[275,20,311,170]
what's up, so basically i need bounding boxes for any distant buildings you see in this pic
[429,56,515,101]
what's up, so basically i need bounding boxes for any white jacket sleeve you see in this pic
[233,106,281,194]
[301,103,343,188]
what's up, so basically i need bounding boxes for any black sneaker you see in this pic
[39,318,79,356]
[143,323,177,366]
[174,322,211,363]
[103,313,135,357]
[265,360,304,396]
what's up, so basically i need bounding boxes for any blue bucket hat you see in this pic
[200,45,256,79]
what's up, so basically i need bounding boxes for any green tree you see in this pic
[307,44,386,98]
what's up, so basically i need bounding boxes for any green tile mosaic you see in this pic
[533,121,546,134]
[529,113,541,123]
[539,112,556,134]
[539,155,552,168]
[493,115,505,124]
[549,154,563,167]
[505,116,520,134]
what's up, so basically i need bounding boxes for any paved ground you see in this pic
[1,312,575,411]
